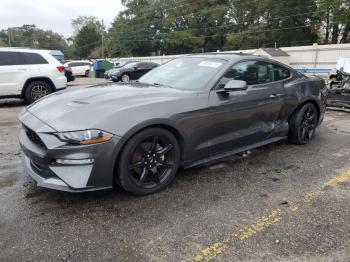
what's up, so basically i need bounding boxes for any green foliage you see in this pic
[0,25,73,58]
[74,24,101,58]
[108,0,330,56]
[72,16,104,35]
[72,16,105,59]
[106,0,350,56]
[318,0,350,43]
[2,1,349,58]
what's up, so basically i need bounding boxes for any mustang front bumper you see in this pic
[19,110,121,192]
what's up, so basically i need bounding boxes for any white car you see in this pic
[64,61,92,77]
[0,48,67,104]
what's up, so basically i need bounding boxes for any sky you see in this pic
[0,0,124,37]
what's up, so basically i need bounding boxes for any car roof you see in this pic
[184,52,295,71]
[0,47,50,54]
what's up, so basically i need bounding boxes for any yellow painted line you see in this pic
[192,169,350,262]
[326,170,350,186]
[238,209,282,240]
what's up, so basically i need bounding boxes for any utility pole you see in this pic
[8,29,11,47]
[101,19,104,59]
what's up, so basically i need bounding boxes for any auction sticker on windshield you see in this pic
[198,61,223,68]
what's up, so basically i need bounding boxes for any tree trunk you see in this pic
[341,22,350,43]
[325,10,330,44]
[332,24,340,44]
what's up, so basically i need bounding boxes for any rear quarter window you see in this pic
[271,64,291,81]
[21,52,48,65]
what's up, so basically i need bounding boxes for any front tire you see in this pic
[85,70,90,77]
[288,103,318,144]
[121,74,130,83]
[117,128,180,195]
[24,80,53,104]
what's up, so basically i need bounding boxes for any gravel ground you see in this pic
[0,86,349,262]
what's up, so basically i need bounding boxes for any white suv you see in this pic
[0,48,67,104]
[63,61,92,77]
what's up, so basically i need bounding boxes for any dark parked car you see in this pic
[64,66,75,82]
[109,61,159,82]
[104,60,138,80]
[19,54,327,195]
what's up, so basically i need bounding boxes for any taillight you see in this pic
[56,66,65,72]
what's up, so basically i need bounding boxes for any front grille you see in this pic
[23,125,46,149]
[30,161,55,179]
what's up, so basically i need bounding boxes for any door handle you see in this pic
[17,68,28,71]
[269,94,283,98]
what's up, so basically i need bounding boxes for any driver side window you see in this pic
[216,61,271,89]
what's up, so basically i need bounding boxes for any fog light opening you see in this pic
[55,159,94,165]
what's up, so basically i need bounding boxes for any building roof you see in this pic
[261,48,290,57]
[188,53,258,61]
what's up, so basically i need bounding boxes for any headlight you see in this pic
[54,129,113,145]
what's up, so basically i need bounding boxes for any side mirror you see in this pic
[218,80,248,94]
[134,66,138,70]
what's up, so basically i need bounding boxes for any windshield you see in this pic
[124,62,139,69]
[115,61,131,68]
[139,57,226,90]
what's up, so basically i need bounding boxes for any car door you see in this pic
[75,62,84,75]
[0,51,28,96]
[206,60,286,156]
[132,63,149,80]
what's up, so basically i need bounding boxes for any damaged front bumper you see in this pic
[19,109,120,192]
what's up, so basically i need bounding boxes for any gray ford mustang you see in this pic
[19,54,327,195]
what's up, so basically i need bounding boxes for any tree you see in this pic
[72,16,104,35]
[318,0,350,44]
[0,25,73,58]
[74,22,102,58]
[107,0,350,56]
[72,16,105,58]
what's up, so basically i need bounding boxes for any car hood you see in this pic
[24,82,198,134]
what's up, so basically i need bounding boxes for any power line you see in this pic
[106,19,349,43]
[109,6,330,42]
[119,0,319,21]
[4,17,343,50]
[8,18,346,52]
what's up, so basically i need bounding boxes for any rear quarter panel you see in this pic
[282,73,326,122]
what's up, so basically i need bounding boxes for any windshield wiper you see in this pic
[153,82,164,87]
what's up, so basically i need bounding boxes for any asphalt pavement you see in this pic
[0,81,349,262]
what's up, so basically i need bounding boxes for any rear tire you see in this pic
[288,103,318,144]
[24,80,53,104]
[85,70,90,77]
[117,128,180,195]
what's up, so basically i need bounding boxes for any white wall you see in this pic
[252,49,290,65]
[281,43,350,70]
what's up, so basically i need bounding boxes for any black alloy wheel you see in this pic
[299,105,317,142]
[118,128,180,195]
[289,103,318,144]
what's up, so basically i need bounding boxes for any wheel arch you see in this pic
[21,77,56,98]
[112,122,186,185]
[289,99,321,123]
